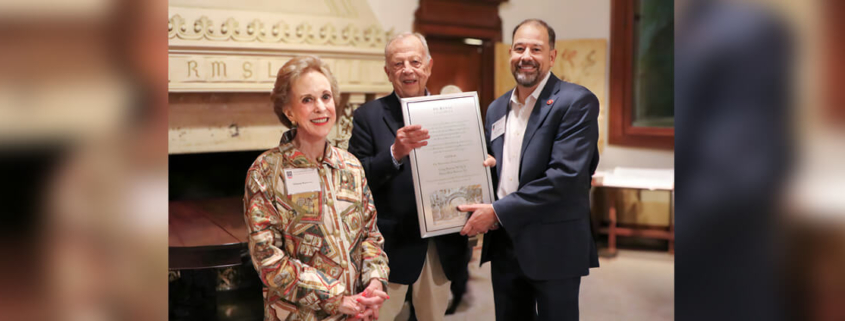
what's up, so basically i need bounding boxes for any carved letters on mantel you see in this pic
[169,55,390,93]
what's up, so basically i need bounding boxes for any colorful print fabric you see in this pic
[244,130,389,321]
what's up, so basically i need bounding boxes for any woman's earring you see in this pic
[287,114,297,127]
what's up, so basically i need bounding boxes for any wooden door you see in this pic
[426,37,493,119]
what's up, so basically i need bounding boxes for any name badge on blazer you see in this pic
[284,168,321,194]
[491,116,506,141]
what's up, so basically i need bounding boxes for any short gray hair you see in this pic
[384,32,432,65]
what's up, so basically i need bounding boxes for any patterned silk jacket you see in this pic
[244,130,390,321]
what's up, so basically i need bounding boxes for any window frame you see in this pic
[609,0,675,149]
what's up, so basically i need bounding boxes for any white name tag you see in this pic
[283,168,322,194]
[491,116,506,141]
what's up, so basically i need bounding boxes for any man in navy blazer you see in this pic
[458,19,600,321]
[348,32,469,321]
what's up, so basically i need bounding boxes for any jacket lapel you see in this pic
[381,92,403,136]
[519,74,560,170]
[491,91,512,181]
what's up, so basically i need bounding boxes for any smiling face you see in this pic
[384,35,433,98]
[284,70,337,143]
[510,22,557,88]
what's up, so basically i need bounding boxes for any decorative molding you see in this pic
[169,0,364,19]
[330,99,364,150]
[168,14,392,49]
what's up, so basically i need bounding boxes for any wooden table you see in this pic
[169,197,248,270]
[592,181,674,255]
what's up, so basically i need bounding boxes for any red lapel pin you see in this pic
[546,99,554,105]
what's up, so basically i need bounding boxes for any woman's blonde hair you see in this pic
[270,55,341,127]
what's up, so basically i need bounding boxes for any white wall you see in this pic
[367,0,674,170]
[365,0,417,34]
[499,0,611,43]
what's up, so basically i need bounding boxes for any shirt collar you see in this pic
[510,71,552,106]
[393,89,431,101]
[278,128,340,169]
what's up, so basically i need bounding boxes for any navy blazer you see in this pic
[481,73,600,280]
[348,92,469,284]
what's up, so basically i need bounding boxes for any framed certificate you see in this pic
[400,92,496,238]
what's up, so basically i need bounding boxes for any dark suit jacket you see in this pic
[348,92,469,284]
[481,73,600,280]
[676,3,790,320]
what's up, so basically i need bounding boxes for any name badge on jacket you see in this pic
[284,168,322,194]
[491,116,506,142]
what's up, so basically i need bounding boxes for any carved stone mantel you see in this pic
[168,0,393,153]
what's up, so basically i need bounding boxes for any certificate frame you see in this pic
[400,92,496,238]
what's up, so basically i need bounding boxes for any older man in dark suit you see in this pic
[348,32,469,321]
[458,19,600,321]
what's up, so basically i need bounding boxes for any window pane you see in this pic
[632,0,674,128]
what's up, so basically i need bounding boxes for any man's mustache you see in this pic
[516,60,539,69]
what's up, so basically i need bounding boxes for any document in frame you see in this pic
[400,92,496,238]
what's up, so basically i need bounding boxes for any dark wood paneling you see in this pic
[426,38,496,119]
[480,39,496,119]
[415,24,501,42]
[427,39,482,93]
[824,0,845,124]
[414,0,502,31]
[414,0,504,117]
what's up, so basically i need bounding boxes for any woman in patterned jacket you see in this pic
[244,55,390,321]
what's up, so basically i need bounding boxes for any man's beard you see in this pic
[512,60,541,87]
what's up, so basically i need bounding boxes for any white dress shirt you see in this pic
[496,71,552,200]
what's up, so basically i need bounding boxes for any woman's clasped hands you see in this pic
[339,280,390,321]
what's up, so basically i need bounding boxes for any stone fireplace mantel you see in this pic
[168,0,393,153]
